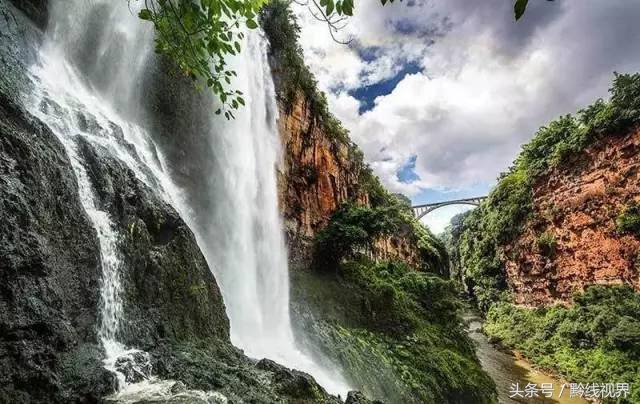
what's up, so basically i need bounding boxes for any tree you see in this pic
[136,0,398,117]
[136,0,536,116]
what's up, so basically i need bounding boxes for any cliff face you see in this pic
[276,93,367,241]
[276,94,427,269]
[505,128,640,306]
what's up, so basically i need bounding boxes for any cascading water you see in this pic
[184,30,349,395]
[26,0,349,398]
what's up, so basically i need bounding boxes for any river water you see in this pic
[465,313,588,404]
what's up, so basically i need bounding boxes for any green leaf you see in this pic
[514,0,528,20]
[342,0,353,16]
[246,19,258,29]
[138,9,153,21]
[326,0,334,15]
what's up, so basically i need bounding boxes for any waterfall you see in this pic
[185,30,350,395]
[26,0,349,397]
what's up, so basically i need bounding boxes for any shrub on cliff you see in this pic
[313,202,404,269]
[616,202,640,236]
[313,194,447,275]
[536,231,557,257]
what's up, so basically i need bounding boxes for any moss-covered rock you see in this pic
[290,266,497,404]
[149,340,343,403]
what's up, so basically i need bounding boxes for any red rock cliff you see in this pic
[275,94,425,268]
[276,93,367,241]
[505,128,640,306]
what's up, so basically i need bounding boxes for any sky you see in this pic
[292,0,640,233]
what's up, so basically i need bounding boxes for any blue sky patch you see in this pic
[349,62,422,114]
[396,155,420,184]
[356,46,382,62]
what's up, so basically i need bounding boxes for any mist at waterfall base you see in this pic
[26,0,350,398]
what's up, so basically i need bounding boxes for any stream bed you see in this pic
[465,313,588,404]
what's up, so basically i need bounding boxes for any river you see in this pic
[465,313,588,404]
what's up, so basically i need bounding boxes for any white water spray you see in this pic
[183,32,350,395]
[27,0,350,397]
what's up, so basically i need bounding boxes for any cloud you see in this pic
[294,0,640,196]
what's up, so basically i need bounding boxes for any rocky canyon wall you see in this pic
[274,92,426,269]
[505,128,640,306]
[275,92,367,241]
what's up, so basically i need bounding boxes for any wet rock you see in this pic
[150,341,345,404]
[345,391,385,404]
[74,136,230,348]
[115,351,153,384]
[170,381,186,394]
[0,0,43,100]
[256,358,337,402]
[0,90,105,402]
[8,0,48,30]
[60,344,118,401]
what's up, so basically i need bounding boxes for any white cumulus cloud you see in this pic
[293,0,640,196]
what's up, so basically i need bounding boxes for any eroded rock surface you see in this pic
[505,128,640,305]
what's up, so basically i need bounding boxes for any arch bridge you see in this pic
[412,196,487,220]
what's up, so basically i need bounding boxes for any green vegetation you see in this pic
[291,259,497,403]
[441,211,472,286]
[340,259,459,333]
[137,0,394,116]
[450,73,640,311]
[313,192,447,275]
[536,231,557,257]
[314,202,404,270]
[136,0,267,118]
[484,285,640,403]
[616,202,640,236]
